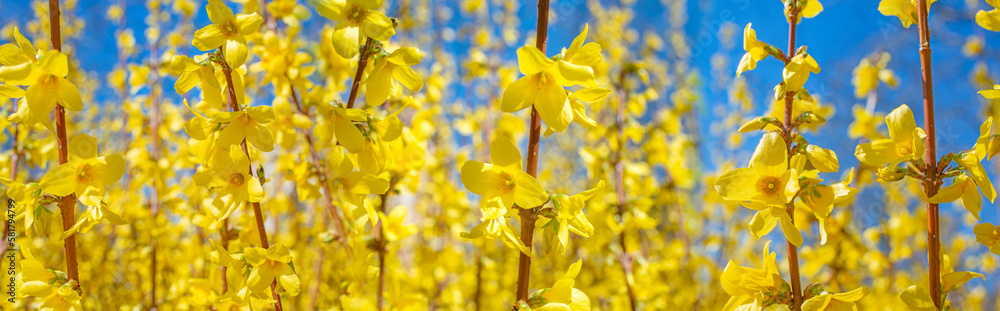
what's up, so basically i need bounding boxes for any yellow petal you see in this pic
[39,163,78,196]
[517,46,555,75]
[37,50,68,77]
[55,77,83,111]
[460,161,503,196]
[94,154,127,185]
[854,139,898,167]
[779,211,803,247]
[385,47,422,66]
[224,36,249,68]
[942,271,985,292]
[899,285,936,311]
[715,168,759,202]
[361,10,396,41]
[236,13,263,35]
[206,0,235,24]
[551,61,595,87]
[192,25,226,51]
[247,122,275,152]
[748,210,779,239]
[976,9,1000,31]
[334,117,367,153]
[392,65,423,91]
[534,79,571,132]
[805,145,839,172]
[514,171,548,208]
[330,22,361,58]
[800,0,824,18]
[500,75,535,113]
[490,137,522,170]
[749,133,788,176]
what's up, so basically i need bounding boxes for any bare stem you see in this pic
[514,0,549,305]
[48,0,80,289]
[915,0,941,308]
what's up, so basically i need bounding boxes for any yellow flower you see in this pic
[715,133,799,209]
[973,223,1000,255]
[851,53,897,99]
[39,133,126,207]
[798,0,824,20]
[318,104,369,154]
[0,27,83,131]
[311,0,396,58]
[801,287,868,311]
[525,259,591,311]
[462,198,530,254]
[210,240,251,303]
[783,53,821,92]
[878,0,936,28]
[980,84,1000,99]
[799,169,857,244]
[191,0,262,68]
[244,244,300,298]
[715,133,802,245]
[501,25,601,133]
[170,55,223,109]
[17,247,83,311]
[848,105,885,140]
[736,23,770,78]
[460,138,549,210]
[365,47,423,107]
[211,106,276,152]
[854,104,926,168]
[192,146,264,221]
[720,242,784,311]
[542,181,604,254]
[976,0,1000,31]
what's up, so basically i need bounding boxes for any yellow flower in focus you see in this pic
[460,138,549,210]
[801,287,868,311]
[715,133,799,209]
[783,53,821,92]
[525,259,591,311]
[244,244,300,299]
[929,175,982,219]
[191,0,263,68]
[211,106,276,152]
[39,133,126,207]
[854,104,926,169]
[501,25,602,133]
[366,47,424,107]
[878,0,936,28]
[715,133,802,246]
[976,0,1000,31]
[310,0,396,58]
[736,23,769,78]
[192,146,264,221]
[0,27,83,131]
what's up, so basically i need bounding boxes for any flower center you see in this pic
[756,176,781,196]
[898,146,910,155]
[230,173,245,186]
[500,172,516,193]
[221,21,238,36]
[347,6,367,23]
[77,164,93,183]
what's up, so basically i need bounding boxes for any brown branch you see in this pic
[347,38,374,109]
[514,0,549,305]
[219,50,284,311]
[782,6,802,311]
[49,0,80,289]
[916,0,941,308]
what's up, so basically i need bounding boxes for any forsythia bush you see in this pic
[0,0,998,310]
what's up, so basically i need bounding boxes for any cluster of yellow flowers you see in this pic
[2,0,1000,310]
